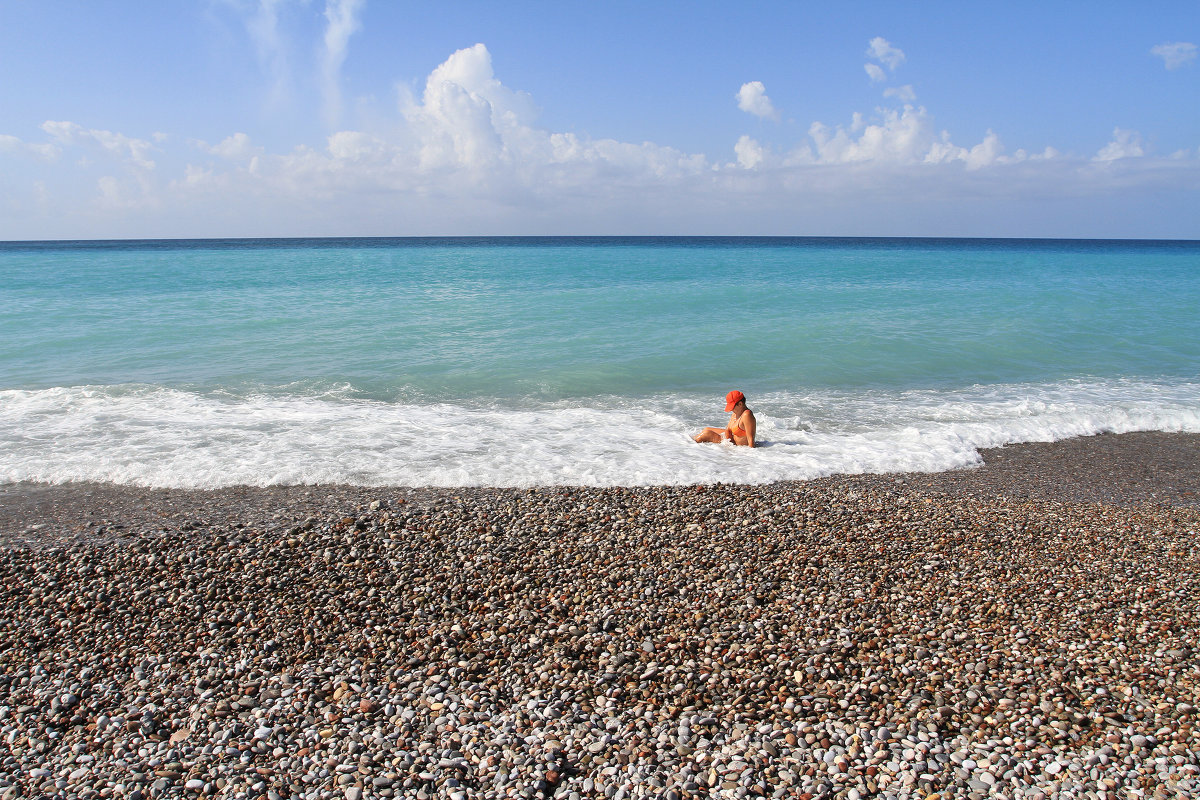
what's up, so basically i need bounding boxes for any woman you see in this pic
[694,390,756,447]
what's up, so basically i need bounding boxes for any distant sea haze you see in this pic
[2,237,1198,487]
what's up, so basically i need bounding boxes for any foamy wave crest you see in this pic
[1,380,1198,488]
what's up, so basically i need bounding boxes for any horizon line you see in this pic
[4,234,1199,246]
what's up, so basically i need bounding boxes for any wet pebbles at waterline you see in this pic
[1,483,1198,799]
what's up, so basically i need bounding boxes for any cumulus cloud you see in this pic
[959,131,1006,170]
[864,63,886,83]
[736,81,779,121]
[320,0,365,126]
[1151,41,1197,70]
[866,37,905,71]
[401,43,536,170]
[734,135,766,169]
[796,106,1031,172]
[1095,128,1145,161]
[197,41,710,209]
[809,106,933,164]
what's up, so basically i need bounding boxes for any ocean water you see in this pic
[1,236,1198,488]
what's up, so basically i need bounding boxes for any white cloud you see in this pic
[799,107,1026,172]
[963,131,1005,170]
[41,121,156,169]
[865,37,907,100]
[883,85,916,103]
[809,106,934,164]
[929,129,1028,170]
[402,43,536,169]
[5,42,1199,239]
[0,133,59,160]
[320,0,365,126]
[220,43,711,203]
[1095,128,1145,161]
[326,130,387,161]
[1151,41,1197,70]
[734,135,766,169]
[180,164,218,188]
[866,37,905,71]
[216,0,364,121]
[195,132,261,160]
[736,81,779,121]
[239,0,291,104]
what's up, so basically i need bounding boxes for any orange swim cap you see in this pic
[725,390,745,411]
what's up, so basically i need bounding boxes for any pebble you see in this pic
[0,479,1197,798]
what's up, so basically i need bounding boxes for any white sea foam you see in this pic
[1,380,1198,488]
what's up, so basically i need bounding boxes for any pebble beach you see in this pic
[1,432,1198,800]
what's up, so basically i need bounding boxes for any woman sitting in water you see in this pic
[694,390,756,447]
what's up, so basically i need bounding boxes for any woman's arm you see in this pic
[743,411,756,447]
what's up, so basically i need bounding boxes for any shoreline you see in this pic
[1,430,1198,798]
[2,430,1198,549]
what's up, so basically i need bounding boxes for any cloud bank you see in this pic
[1,39,1197,239]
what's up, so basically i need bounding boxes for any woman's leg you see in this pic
[694,427,727,443]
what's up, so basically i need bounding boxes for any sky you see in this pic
[1,1,1197,239]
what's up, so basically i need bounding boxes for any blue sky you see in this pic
[1,1,1197,239]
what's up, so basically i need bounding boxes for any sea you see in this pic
[1,236,1198,488]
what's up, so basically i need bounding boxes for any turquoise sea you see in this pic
[1,236,1198,487]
